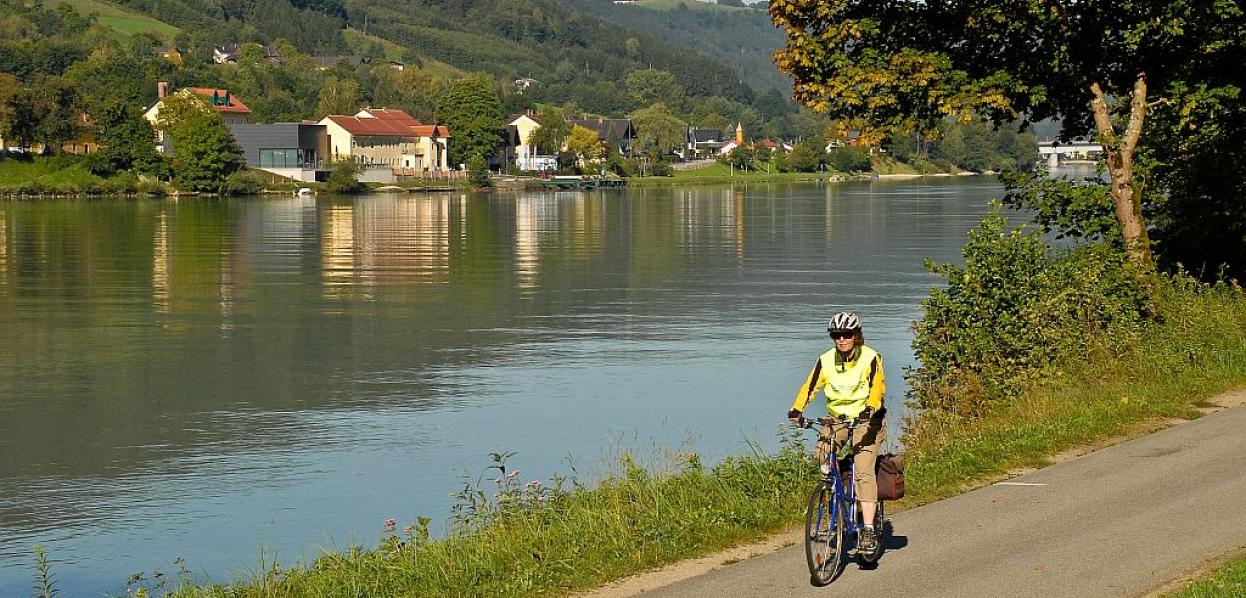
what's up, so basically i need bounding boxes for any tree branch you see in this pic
[1120,73,1147,157]
[1089,82,1116,146]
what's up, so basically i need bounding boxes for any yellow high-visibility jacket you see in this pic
[790,344,885,418]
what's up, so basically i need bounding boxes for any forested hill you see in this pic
[88,0,778,112]
[569,0,789,96]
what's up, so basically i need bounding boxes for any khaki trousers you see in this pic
[815,416,886,503]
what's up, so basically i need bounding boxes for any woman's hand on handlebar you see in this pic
[787,409,803,425]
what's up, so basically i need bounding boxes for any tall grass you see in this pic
[159,438,813,597]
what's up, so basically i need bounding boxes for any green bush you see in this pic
[136,178,168,196]
[325,161,365,194]
[221,170,265,196]
[908,204,1149,416]
[467,155,491,187]
[649,160,673,177]
[827,146,871,172]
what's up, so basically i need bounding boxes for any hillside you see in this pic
[3,0,830,155]
[83,0,757,107]
[571,0,791,95]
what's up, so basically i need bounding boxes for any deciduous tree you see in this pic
[566,124,604,166]
[625,68,683,110]
[769,0,1244,269]
[527,105,571,155]
[166,105,244,192]
[436,74,503,168]
[629,102,685,156]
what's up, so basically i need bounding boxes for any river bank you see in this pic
[1,153,986,199]
[125,270,1246,597]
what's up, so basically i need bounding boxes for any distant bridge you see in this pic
[1037,141,1103,169]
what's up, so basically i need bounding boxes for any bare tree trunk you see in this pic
[1089,76,1153,268]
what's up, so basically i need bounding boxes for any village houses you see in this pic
[319,108,451,182]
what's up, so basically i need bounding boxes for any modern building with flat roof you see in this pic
[227,123,329,183]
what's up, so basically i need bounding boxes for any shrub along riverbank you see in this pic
[101,205,1246,598]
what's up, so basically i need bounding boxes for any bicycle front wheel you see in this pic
[804,481,844,586]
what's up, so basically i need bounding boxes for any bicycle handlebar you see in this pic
[793,415,864,430]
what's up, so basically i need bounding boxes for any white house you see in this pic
[144,83,252,153]
[508,113,556,171]
[318,108,451,182]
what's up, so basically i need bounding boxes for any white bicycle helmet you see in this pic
[827,311,862,333]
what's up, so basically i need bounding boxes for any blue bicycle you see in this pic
[797,415,886,586]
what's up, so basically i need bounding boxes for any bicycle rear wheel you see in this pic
[804,481,844,586]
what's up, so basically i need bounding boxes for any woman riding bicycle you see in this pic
[787,311,887,554]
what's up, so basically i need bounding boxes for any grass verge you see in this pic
[1167,552,1246,597]
[130,275,1246,597]
[0,154,167,196]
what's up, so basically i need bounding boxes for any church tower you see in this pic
[735,121,744,145]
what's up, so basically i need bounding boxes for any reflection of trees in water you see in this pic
[0,188,761,508]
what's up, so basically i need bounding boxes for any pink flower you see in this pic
[383,518,396,531]
[507,470,520,479]
[525,480,542,491]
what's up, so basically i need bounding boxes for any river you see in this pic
[0,177,1005,594]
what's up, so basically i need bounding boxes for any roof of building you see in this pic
[323,115,415,136]
[185,88,251,114]
[688,128,724,143]
[323,115,451,138]
[357,108,422,127]
[509,113,543,125]
[569,118,636,140]
[412,124,451,138]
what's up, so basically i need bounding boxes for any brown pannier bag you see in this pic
[876,453,905,500]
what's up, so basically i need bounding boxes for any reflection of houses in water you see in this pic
[515,195,543,292]
[514,194,607,293]
[676,187,745,257]
[321,203,363,299]
[149,206,240,324]
[564,195,605,261]
[0,213,7,296]
[152,211,169,313]
[321,196,456,301]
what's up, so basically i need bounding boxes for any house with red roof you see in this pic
[318,108,451,181]
[144,83,252,126]
[143,83,252,153]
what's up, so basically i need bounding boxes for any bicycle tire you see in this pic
[804,481,844,586]
[857,499,885,564]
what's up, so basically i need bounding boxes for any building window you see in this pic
[259,148,299,168]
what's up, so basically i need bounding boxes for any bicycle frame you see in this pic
[810,418,864,541]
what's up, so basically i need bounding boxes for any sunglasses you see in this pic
[829,331,855,340]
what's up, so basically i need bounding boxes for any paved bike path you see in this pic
[635,400,1246,597]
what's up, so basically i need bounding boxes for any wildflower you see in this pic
[404,525,416,536]
[525,480,542,491]
[507,470,520,479]
[383,518,396,531]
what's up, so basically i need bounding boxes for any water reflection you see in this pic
[0,179,1005,595]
